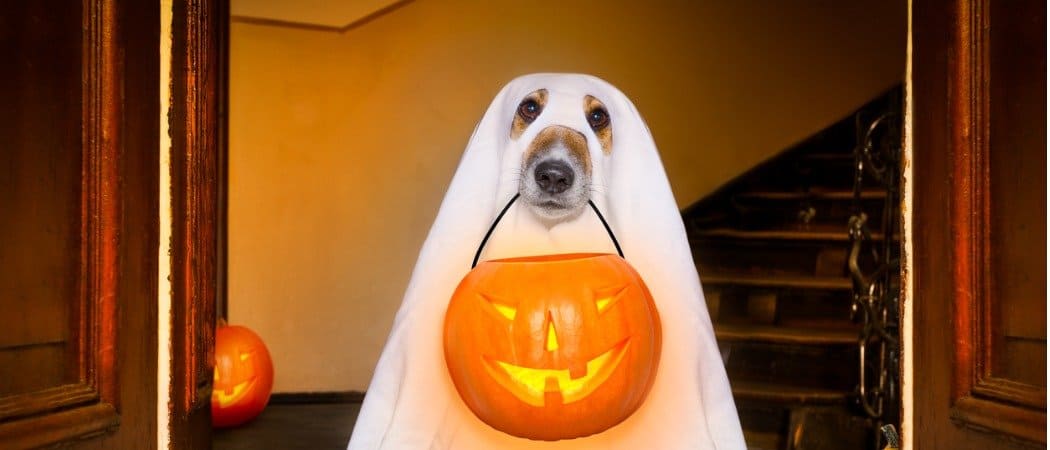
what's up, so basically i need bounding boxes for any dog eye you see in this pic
[587,107,610,130]
[517,99,542,123]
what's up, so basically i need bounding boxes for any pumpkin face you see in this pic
[212,325,274,428]
[443,253,661,441]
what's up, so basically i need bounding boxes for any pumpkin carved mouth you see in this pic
[215,377,256,408]
[482,338,629,407]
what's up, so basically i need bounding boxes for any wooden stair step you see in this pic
[742,430,783,450]
[734,189,885,201]
[725,189,889,231]
[733,381,852,405]
[703,273,852,291]
[716,324,857,345]
[692,227,890,242]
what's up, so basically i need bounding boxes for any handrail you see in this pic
[847,106,902,450]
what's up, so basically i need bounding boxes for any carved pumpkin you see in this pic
[212,324,274,428]
[443,253,662,441]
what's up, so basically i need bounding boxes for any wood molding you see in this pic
[946,0,982,406]
[946,0,1046,441]
[230,0,413,34]
[80,0,121,410]
[169,0,227,447]
[971,378,1047,410]
[951,396,1046,445]
[0,384,99,424]
[0,403,119,450]
[228,15,342,32]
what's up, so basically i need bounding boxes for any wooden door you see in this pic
[912,0,1046,448]
[0,0,227,448]
[0,0,160,447]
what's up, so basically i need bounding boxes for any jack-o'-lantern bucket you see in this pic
[443,194,662,441]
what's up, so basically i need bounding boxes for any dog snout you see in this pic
[534,160,575,195]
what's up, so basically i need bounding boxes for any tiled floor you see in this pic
[213,402,362,450]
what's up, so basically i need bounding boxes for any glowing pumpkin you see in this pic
[212,324,274,428]
[443,253,662,441]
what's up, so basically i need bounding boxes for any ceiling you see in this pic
[230,0,406,29]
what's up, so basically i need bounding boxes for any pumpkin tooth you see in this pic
[545,383,565,406]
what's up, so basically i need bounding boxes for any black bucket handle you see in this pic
[471,193,624,268]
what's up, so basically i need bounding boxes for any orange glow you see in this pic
[484,339,628,407]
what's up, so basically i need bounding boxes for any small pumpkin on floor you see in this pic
[212,319,274,428]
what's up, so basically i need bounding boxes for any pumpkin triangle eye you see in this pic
[479,293,517,320]
[493,303,517,321]
[594,285,629,314]
[595,297,613,313]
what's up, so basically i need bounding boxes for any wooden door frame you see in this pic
[168,0,228,447]
[912,0,1046,447]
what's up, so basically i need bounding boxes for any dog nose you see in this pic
[534,160,574,194]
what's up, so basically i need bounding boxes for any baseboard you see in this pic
[268,391,365,405]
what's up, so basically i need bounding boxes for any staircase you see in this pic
[684,88,902,450]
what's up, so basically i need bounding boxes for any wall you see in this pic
[229,0,906,392]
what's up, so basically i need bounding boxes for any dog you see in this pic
[513,89,613,223]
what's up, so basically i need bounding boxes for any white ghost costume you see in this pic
[347,74,745,450]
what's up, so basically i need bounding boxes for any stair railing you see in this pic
[847,106,901,449]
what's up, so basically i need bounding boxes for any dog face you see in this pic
[511,89,613,222]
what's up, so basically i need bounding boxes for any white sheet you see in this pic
[347,73,745,450]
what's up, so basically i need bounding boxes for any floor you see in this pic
[213,402,362,450]
[210,402,774,449]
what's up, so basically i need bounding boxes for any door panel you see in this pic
[986,0,1047,390]
[0,0,82,401]
[0,0,159,447]
[912,0,1047,447]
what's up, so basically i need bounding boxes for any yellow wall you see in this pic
[229,0,906,392]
